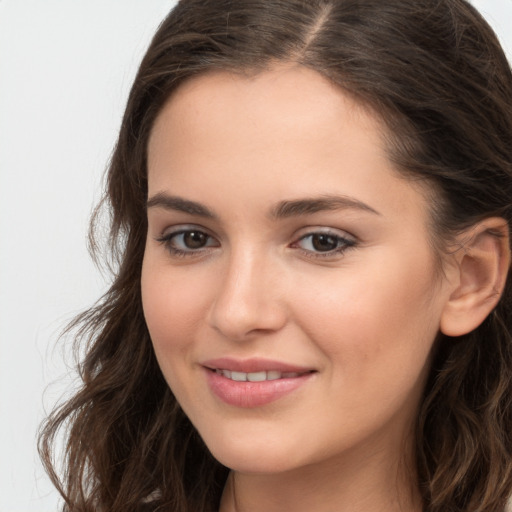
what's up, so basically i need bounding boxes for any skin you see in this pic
[141,65,459,512]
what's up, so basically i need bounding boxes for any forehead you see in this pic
[147,65,431,225]
[149,65,385,177]
[156,65,370,124]
[150,65,381,146]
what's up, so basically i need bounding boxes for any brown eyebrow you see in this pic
[270,195,381,218]
[146,193,217,219]
[146,193,380,220]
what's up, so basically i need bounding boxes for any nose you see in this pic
[207,248,287,341]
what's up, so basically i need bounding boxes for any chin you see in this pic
[201,429,308,474]
[211,447,299,474]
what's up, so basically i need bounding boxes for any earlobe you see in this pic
[440,218,510,337]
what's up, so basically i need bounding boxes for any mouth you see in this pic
[211,368,313,382]
[201,358,316,408]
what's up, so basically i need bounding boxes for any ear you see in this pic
[440,218,510,337]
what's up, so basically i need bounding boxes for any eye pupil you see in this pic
[184,231,207,249]
[312,234,337,252]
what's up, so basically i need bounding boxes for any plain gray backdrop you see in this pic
[0,1,510,511]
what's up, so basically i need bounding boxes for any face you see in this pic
[141,65,453,475]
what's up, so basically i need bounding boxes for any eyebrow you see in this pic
[270,195,381,218]
[146,193,380,219]
[146,193,217,219]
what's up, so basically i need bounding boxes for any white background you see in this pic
[0,1,510,511]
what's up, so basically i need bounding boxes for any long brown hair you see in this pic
[39,1,512,511]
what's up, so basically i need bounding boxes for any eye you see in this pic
[156,227,219,257]
[176,231,211,249]
[292,230,356,257]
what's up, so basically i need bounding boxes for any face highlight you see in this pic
[141,66,453,478]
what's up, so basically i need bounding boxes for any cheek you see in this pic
[141,259,206,362]
[292,252,443,383]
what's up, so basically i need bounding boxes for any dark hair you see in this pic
[39,1,512,511]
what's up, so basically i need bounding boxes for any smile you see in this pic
[214,369,305,381]
[202,360,316,408]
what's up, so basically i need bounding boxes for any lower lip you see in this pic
[204,369,313,408]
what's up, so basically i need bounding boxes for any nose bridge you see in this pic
[208,243,285,340]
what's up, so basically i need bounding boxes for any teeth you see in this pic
[215,369,304,381]
[247,371,267,382]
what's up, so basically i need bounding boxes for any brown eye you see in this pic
[293,231,356,257]
[183,231,208,249]
[311,234,338,252]
[157,228,219,256]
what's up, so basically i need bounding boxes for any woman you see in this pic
[39,1,512,511]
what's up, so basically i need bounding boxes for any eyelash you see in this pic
[292,231,357,259]
[156,228,219,258]
[156,227,357,259]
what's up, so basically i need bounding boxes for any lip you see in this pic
[201,357,316,408]
[202,357,313,374]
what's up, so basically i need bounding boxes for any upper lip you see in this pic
[201,357,315,374]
